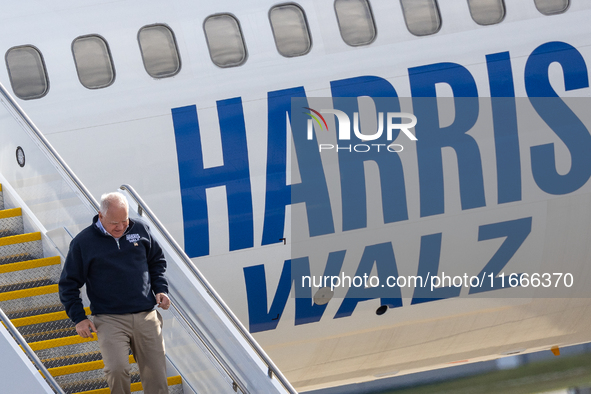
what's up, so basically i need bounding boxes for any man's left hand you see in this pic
[156,293,170,310]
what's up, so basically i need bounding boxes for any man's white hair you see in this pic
[99,192,128,215]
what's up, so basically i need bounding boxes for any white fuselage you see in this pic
[1,0,591,391]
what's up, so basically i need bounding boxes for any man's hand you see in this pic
[75,319,97,338]
[156,293,170,310]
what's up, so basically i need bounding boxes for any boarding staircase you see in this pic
[0,183,184,393]
[0,76,296,393]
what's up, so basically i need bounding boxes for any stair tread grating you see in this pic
[43,351,103,369]
[0,253,36,266]
[18,317,75,336]
[36,341,102,367]
[56,367,140,394]
[18,318,78,344]
[23,326,78,343]
[0,213,24,238]
[0,229,18,238]
[0,238,43,261]
[0,262,61,286]
[0,278,56,293]
[1,292,63,318]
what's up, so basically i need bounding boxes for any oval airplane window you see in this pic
[72,35,115,89]
[5,46,49,100]
[204,14,247,68]
[269,4,311,57]
[138,24,181,78]
[334,0,376,46]
[399,0,441,36]
[534,0,569,15]
[468,0,505,25]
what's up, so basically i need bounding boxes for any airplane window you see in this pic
[534,0,569,15]
[467,0,505,25]
[334,0,376,46]
[204,14,247,67]
[269,4,311,57]
[138,24,181,78]
[72,35,115,89]
[399,0,441,36]
[5,46,49,100]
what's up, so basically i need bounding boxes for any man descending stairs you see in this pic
[0,184,183,394]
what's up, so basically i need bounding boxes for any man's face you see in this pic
[99,203,129,238]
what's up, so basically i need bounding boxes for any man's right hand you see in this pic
[75,319,97,338]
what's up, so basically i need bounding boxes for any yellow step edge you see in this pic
[0,232,41,247]
[0,184,2,191]
[29,334,97,351]
[0,207,21,220]
[48,355,136,377]
[0,255,60,274]
[0,284,58,302]
[74,375,182,394]
[11,307,91,328]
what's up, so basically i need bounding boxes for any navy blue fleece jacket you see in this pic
[59,215,168,324]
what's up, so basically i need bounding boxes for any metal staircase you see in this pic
[0,70,297,393]
[0,183,184,394]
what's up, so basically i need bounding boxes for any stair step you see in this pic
[0,257,61,289]
[1,292,64,319]
[0,232,41,247]
[0,256,61,274]
[48,355,136,377]
[43,350,103,369]
[0,252,38,266]
[12,307,90,328]
[0,283,58,301]
[35,341,102,369]
[0,278,56,293]
[72,375,183,394]
[56,367,140,394]
[0,229,18,238]
[18,317,77,343]
[30,334,97,351]
[0,233,43,263]
[0,207,21,219]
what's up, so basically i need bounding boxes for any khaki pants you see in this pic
[93,310,168,394]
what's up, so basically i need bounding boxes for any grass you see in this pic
[378,353,591,394]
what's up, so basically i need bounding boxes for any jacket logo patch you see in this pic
[126,234,141,243]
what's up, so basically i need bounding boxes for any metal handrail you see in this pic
[120,184,298,394]
[0,307,66,394]
[0,83,99,212]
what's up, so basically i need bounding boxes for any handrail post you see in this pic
[0,308,66,394]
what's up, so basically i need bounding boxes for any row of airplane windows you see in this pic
[5,0,569,100]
